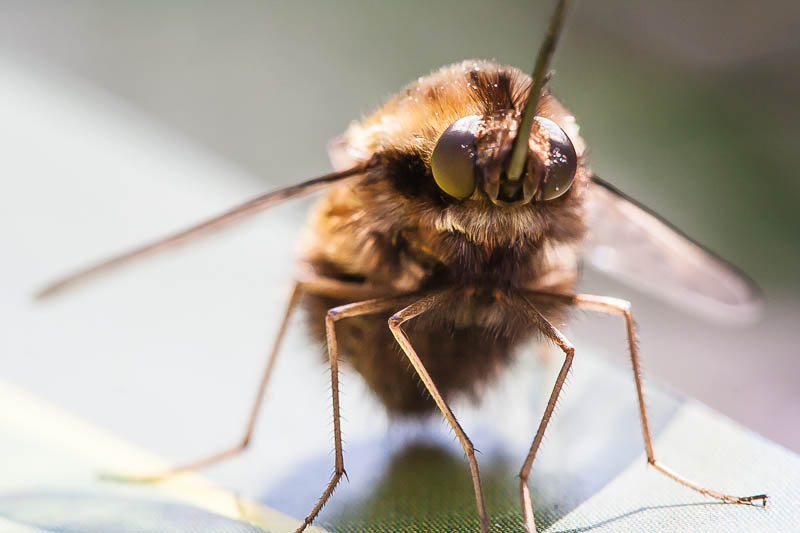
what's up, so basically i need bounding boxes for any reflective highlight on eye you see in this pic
[431,115,481,199]
[534,116,577,201]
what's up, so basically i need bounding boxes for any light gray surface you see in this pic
[546,402,800,532]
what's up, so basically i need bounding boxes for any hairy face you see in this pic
[338,60,589,250]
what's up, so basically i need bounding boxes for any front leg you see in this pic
[388,291,490,533]
[497,291,576,533]
[298,292,419,532]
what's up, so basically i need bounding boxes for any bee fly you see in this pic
[37,0,768,531]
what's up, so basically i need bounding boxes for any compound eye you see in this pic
[534,116,577,201]
[431,115,480,199]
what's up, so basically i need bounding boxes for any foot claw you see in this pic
[738,494,768,507]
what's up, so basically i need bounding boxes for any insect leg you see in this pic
[388,291,490,533]
[529,290,768,506]
[501,292,575,533]
[106,276,392,483]
[298,292,419,533]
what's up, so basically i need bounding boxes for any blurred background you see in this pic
[1,0,798,528]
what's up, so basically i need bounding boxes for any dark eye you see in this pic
[534,116,577,201]
[431,115,480,199]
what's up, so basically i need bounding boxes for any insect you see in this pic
[37,0,768,531]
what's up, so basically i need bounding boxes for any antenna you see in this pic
[505,0,571,182]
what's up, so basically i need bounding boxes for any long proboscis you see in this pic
[506,0,570,182]
[35,164,369,300]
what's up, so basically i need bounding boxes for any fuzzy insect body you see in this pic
[303,60,584,413]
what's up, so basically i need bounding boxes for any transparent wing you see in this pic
[36,165,367,299]
[583,175,763,323]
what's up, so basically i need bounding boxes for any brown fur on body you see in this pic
[301,60,590,414]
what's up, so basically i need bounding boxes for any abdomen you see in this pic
[302,288,569,415]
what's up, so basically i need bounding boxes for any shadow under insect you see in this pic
[262,343,684,532]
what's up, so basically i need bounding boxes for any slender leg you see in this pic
[297,293,419,533]
[498,292,575,533]
[528,290,768,506]
[107,276,392,483]
[388,291,490,533]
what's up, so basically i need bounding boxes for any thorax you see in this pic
[300,182,582,294]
